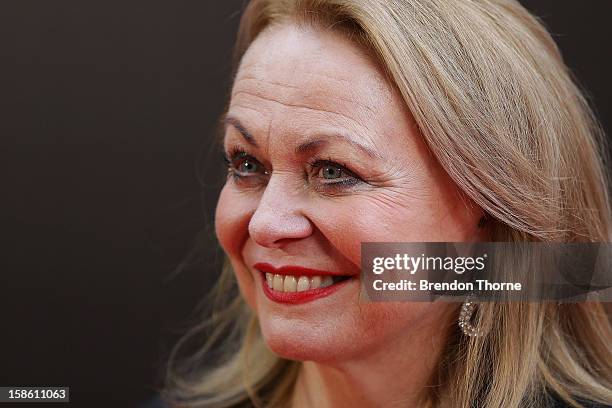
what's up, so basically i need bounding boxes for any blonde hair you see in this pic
[164,1,612,407]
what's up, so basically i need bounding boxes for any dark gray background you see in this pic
[1,1,610,407]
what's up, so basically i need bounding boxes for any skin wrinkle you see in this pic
[231,45,391,126]
[215,23,484,408]
[224,122,392,186]
[227,111,383,160]
[225,124,425,208]
[223,109,425,189]
[232,74,383,120]
[223,116,259,147]
[234,74,303,90]
[229,88,379,146]
[294,136,382,160]
[235,38,388,94]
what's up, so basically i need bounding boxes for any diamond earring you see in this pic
[458,298,481,337]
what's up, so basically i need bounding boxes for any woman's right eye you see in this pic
[234,155,261,175]
[223,149,269,182]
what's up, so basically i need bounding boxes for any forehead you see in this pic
[227,23,415,155]
[225,23,424,163]
[235,23,387,95]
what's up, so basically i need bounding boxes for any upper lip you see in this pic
[253,262,352,277]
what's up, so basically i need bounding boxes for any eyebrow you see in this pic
[222,115,259,148]
[294,134,382,159]
[223,115,381,159]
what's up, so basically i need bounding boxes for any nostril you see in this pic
[248,210,313,248]
[271,237,303,247]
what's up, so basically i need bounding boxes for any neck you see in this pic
[290,317,453,408]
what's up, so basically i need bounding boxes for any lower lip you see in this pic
[260,273,352,304]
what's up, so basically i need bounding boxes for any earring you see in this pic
[458,298,481,337]
[461,214,487,336]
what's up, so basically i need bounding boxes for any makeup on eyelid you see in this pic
[223,147,366,189]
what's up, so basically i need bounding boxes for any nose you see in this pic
[248,175,313,248]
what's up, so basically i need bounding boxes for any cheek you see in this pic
[306,199,441,265]
[320,187,477,244]
[352,302,453,350]
[215,184,258,308]
[215,184,253,257]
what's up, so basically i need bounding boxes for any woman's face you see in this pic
[215,23,483,363]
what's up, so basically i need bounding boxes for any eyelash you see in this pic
[306,157,361,188]
[222,148,363,190]
[223,147,255,181]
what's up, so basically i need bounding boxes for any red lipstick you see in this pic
[254,263,348,277]
[253,262,353,304]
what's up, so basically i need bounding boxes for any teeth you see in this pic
[283,276,297,292]
[265,274,343,293]
[273,274,284,291]
[321,276,333,288]
[297,276,310,292]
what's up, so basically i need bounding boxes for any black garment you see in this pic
[139,395,167,408]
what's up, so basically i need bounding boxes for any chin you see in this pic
[258,315,358,363]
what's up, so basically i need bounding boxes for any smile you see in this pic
[253,262,353,304]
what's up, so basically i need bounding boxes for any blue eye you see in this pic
[223,148,269,182]
[237,158,260,174]
[222,149,363,192]
[319,164,343,179]
[310,159,362,189]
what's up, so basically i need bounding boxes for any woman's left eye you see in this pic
[319,165,343,179]
[310,160,361,188]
